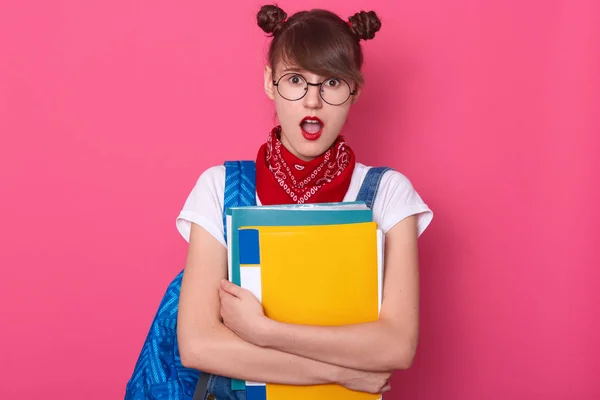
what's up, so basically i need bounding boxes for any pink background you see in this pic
[1,0,598,398]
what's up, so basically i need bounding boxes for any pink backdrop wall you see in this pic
[1,0,598,398]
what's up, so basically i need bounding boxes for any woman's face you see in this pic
[264,61,359,161]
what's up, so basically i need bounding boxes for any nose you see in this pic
[302,84,323,109]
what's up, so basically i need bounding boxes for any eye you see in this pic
[324,78,341,88]
[288,74,304,85]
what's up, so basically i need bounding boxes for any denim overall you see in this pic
[124,161,391,400]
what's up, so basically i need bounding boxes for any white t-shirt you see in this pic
[176,162,433,247]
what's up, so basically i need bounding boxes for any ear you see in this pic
[264,65,276,100]
[351,86,361,104]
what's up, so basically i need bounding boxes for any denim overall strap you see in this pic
[193,160,256,400]
[222,161,257,243]
[356,167,392,209]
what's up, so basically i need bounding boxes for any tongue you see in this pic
[302,122,322,134]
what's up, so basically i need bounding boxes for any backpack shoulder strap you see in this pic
[355,166,392,209]
[223,161,257,243]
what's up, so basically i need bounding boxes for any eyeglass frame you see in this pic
[272,72,357,106]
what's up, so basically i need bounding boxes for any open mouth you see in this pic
[300,116,324,140]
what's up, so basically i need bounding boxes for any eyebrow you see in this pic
[281,67,305,73]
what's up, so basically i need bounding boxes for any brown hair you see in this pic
[256,5,382,87]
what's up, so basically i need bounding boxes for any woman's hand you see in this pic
[336,368,392,394]
[219,279,270,345]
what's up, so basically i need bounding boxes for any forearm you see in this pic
[260,319,411,371]
[179,322,351,385]
[256,219,421,372]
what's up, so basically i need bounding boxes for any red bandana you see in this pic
[256,126,356,205]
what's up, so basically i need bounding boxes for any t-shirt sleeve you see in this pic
[372,170,433,236]
[175,165,227,247]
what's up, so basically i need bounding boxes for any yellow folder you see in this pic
[240,221,382,400]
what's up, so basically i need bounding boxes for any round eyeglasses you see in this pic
[273,73,356,106]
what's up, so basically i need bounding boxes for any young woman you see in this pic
[175,4,433,398]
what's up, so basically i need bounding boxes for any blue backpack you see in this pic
[125,160,391,400]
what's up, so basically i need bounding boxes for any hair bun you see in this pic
[257,5,288,35]
[348,10,382,40]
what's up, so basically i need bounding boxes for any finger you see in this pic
[220,301,232,322]
[219,287,238,302]
[381,383,391,392]
[218,289,230,305]
[219,295,227,312]
[220,279,245,298]
[219,295,233,317]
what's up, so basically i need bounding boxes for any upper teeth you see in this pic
[305,120,319,124]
